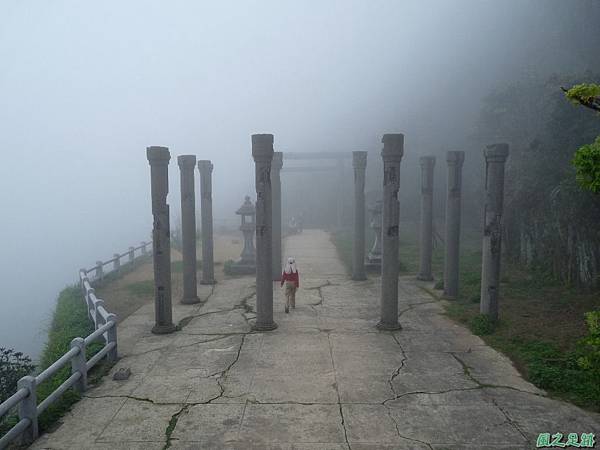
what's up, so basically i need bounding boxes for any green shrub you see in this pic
[576,311,600,386]
[469,314,496,335]
[0,348,35,403]
[0,348,35,435]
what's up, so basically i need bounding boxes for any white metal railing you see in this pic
[0,241,151,449]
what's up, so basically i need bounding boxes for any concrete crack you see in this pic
[306,280,336,307]
[206,334,247,404]
[163,403,190,449]
[388,332,408,399]
[397,300,438,318]
[326,331,351,450]
[490,397,530,444]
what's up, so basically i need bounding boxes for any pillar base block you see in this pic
[416,274,434,281]
[376,321,402,331]
[180,296,202,305]
[252,321,278,332]
[151,323,177,335]
[200,280,217,285]
[351,274,368,281]
[441,293,457,301]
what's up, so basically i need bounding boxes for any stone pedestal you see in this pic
[377,134,404,331]
[147,146,176,334]
[480,144,509,321]
[352,151,368,281]
[178,155,200,304]
[443,151,465,300]
[366,201,383,270]
[198,160,216,285]
[251,134,277,331]
[417,156,436,281]
[272,152,283,280]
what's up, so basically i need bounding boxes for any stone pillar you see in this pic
[147,146,176,334]
[417,156,436,281]
[178,155,200,304]
[352,151,368,280]
[377,134,404,331]
[251,134,277,331]
[443,151,465,300]
[367,201,383,267]
[272,152,283,280]
[480,144,509,321]
[198,160,216,285]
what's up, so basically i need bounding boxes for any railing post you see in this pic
[95,261,104,280]
[128,247,135,264]
[105,313,118,362]
[79,269,87,291]
[17,376,38,443]
[94,299,105,329]
[141,241,147,255]
[86,287,96,321]
[70,337,87,393]
[113,254,120,272]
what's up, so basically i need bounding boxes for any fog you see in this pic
[1,0,599,358]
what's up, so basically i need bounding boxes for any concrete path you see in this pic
[33,230,599,449]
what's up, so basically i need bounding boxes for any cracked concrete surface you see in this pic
[31,230,600,450]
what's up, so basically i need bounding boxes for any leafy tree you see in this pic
[563,83,600,192]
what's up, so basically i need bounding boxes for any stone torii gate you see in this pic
[275,151,367,281]
[281,152,351,230]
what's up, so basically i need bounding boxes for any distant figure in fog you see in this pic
[280,257,300,313]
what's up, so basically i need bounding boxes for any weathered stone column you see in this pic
[366,201,383,268]
[198,160,216,285]
[178,155,200,304]
[377,134,404,331]
[252,134,277,331]
[480,144,509,321]
[147,146,176,334]
[352,151,368,281]
[417,156,436,281]
[272,152,283,281]
[443,151,465,300]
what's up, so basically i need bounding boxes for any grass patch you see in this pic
[171,259,203,273]
[124,280,155,297]
[1,286,114,440]
[35,286,112,431]
[331,231,352,274]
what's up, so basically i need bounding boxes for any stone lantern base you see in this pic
[227,261,256,275]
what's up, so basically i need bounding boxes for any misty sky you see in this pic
[1,0,599,357]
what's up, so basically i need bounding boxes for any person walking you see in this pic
[280,257,300,313]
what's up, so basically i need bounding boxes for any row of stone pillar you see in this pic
[416,146,508,321]
[350,139,509,327]
[146,147,215,335]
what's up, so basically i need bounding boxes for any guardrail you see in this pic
[0,241,152,449]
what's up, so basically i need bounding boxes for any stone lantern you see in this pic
[366,200,383,269]
[230,196,256,274]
